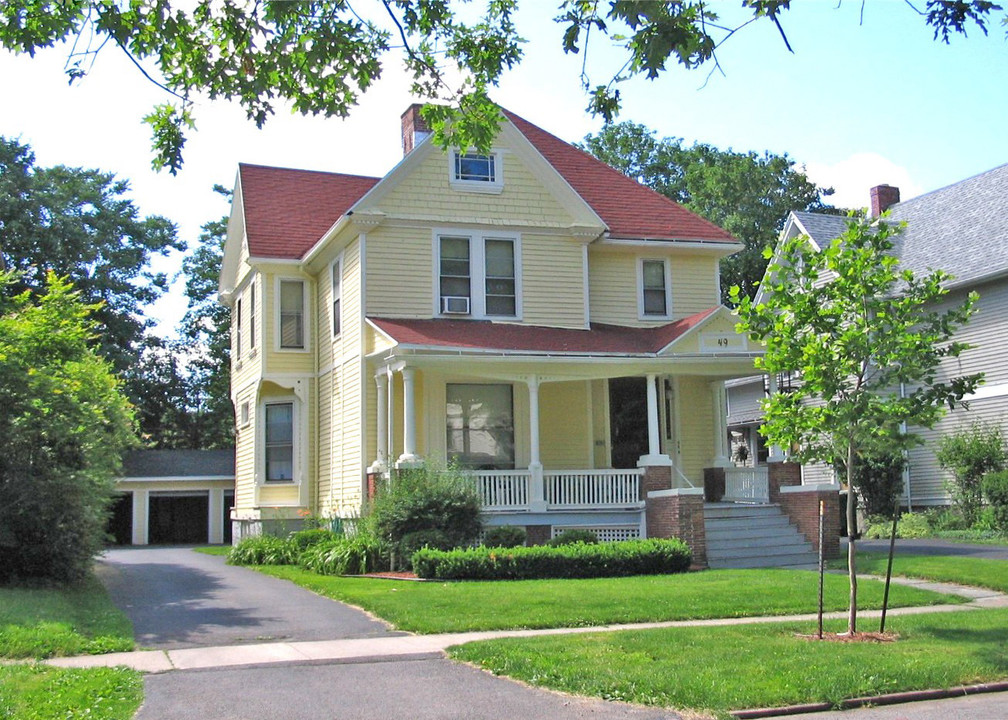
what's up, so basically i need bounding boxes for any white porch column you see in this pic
[370,372,389,473]
[526,376,546,511]
[638,374,672,467]
[766,373,786,462]
[396,366,421,466]
[712,382,731,468]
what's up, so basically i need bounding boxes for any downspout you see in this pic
[900,381,912,511]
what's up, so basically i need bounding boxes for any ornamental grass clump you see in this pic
[412,538,691,580]
[227,534,299,566]
[299,532,385,576]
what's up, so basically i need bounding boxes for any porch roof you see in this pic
[369,308,720,356]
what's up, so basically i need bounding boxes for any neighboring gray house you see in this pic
[726,163,1008,507]
[108,449,236,545]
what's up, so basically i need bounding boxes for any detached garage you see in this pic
[111,449,235,546]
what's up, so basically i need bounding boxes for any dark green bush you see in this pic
[847,447,906,517]
[227,535,298,566]
[289,528,338,551]
[546,529,598,546]
[936,423,1006,525]
[299,532,385,575]
[484,525,527,548]
[370,461,482,569]
[412,538,691,580]
[982,470,1008,532]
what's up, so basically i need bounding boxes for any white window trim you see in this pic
[331,253,343,341]
[239,400,251,428]
[235,297,243,361]
[448,150,504,194]
[432,228,522,320]
[249,278,257,355]
[259,396,298,485]
[274,276,310,352]
[637,257,673,321]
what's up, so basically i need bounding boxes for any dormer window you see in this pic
[450,151,503,193]
[455,152,495,182]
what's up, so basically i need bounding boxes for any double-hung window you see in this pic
[331,259,342,338]
[235,298,242,358]
[446,383,515,470]
[437,232,519,319]
[249,282,256,351]
[264,402,294,482]
[639,258,672,319]
[279,279,305,349]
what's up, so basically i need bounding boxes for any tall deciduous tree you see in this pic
[123,190,233,450]
[732,217,982,634]
[0,2,1000,171]
[581,121,833,302]
[0,271,135,583]
[0,137,184,375]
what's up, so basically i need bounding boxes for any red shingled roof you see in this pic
[369,308,719,355]
[239,164,379,259]
[503,110,738,244]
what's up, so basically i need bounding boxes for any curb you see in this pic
[730,680,1008,718]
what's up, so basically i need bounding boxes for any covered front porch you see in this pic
[364,310,765,538]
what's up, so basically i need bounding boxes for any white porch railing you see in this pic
[544,469,643,509]
[475,470,531,510]
[723,466,770,504]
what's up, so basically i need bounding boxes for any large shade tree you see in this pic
[581,121,833,302]
[0,137,183,375]
[0,1,1001,171]
[732,216,982,633]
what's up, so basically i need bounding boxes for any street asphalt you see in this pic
[97,547,400,650]
[794,690,1008,720]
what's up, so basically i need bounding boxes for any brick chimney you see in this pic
[870,184,900,217]
[401,103,431,156]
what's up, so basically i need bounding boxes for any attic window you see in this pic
[450,151,503,193]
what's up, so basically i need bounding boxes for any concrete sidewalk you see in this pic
[46,574,1007,675]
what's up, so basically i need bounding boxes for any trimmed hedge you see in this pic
[412,538,691,580]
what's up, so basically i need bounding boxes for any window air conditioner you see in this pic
[441,296,470,314]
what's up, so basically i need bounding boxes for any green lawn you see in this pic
[450,608,1008,720]
[0,575,133,659]
[257,565,963,633]
[0,665,143,720]
[836,552,1008,593]
[192,545,231,556]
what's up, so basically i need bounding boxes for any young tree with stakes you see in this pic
[732,215,982,634]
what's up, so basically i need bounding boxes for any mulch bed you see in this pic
[797,631,899,643]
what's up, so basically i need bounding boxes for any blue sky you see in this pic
[1,1,1006,336]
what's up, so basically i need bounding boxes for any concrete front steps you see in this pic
[704,502,819,569]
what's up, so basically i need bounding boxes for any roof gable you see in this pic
[239,164,379,259]
[503,110,738,244]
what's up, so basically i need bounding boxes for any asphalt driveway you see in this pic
[97,547,399,650]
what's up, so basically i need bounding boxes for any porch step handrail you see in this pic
[544,469,643,508]
[723,465,770,504]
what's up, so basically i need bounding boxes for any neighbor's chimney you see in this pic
[401,103,431,156]
[870,184,901,217]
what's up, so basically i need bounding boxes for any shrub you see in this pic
[936,423,1006,524]
[546,529,599,546]
[896,512,932,539]
[925,507,968,532]
[982,470,1008,532]
[227,535,298,566]
[484,525,527,548]
[299,532,385,575]
[289,528,338,552]
[864,515,897,539]
[848,447,906,517]
[369,461,482,569]
[412,538,691,580]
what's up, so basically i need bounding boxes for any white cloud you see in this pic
[803,153,925,211]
